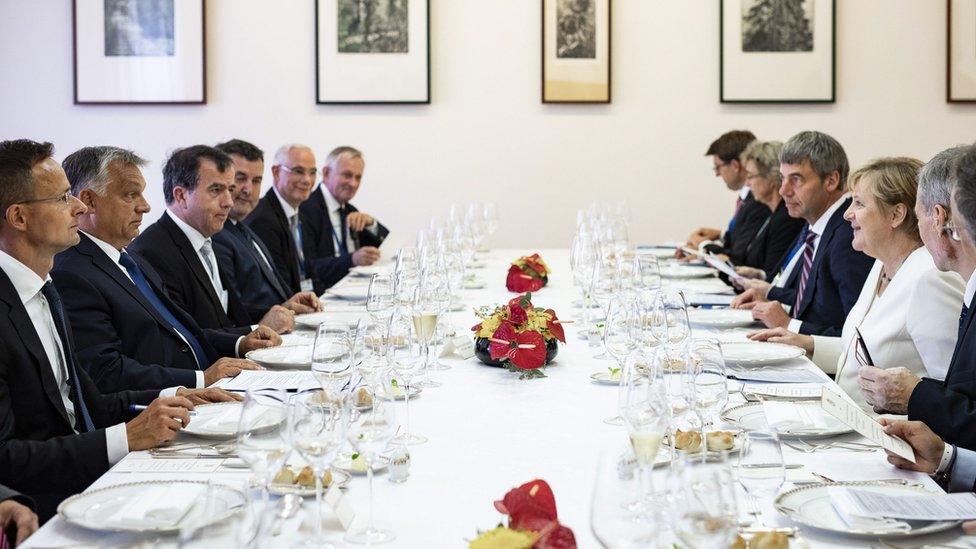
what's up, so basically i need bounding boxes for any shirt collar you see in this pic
[166,209,209,251]
[321,185,344,214]
[739,187,751,200]
[79,231,123,264]
[809,193,850,237]
[272,187,299,219]
[0,248,50,305]
[966,269,976,308]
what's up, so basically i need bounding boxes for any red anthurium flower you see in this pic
[544,309,566,343]
[471,322,483,333]
[492,479,576,548]
[507,265,544,293]
[509,294,533,310]
[508,301,528,325]
[488,323,547,370]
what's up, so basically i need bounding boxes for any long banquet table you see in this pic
[23,249,976,548]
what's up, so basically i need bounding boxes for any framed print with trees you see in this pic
[542,0,611,104]
[72,0,206,104]
[949,0,976,102]
[720,0,835,103]
[316,0,430,104]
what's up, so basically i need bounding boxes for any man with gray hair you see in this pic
[732,130,873,337]
[300,145,388,291]
[53,146,271,393]
[857,146,975,414]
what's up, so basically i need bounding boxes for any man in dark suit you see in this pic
[0,140,237,520]
[213,139,322,322]
[300,146,389,292]
[685,130,769,265]
[0,484,37,547]
[732,131,873,337]
[52,146,273,394]
[130,145,294,337]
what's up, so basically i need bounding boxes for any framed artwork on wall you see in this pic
[541,0,611,104]
[316,0,430,104]
[72,0,206,105]
[720,0,835,103]
[949,0,976,102]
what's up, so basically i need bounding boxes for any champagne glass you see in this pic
[388,309,426,445]
[621,353,671,519]
[345,399,398,544]
[411,270,450,387]
[366,273,395,324]
[235,388,291,538]
[737,431,785,528]
[311,322,353,399]
[287,390,347,548]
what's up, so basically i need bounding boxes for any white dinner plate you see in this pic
[245,346,313,370]
[660,265,716,279]
[639,248,678,260]
[348,265,387,278]
[182,402,284,439]
[293,313,364,330]
[721,402,853,439]
[774,481,959,538]
[721,342,806,367]
[461,279,486,290]
[333,457,388,475]
[58,480,245,534]
[326,286,369,301]
[590,371,622,385]
[687,308,757,328]
[269,469,352,496]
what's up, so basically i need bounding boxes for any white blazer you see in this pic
[810,247,965,411]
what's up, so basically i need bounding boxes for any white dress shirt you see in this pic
[81,231,206,388]
[810,247,965,411]
[787,193,851,332]
[167,210,228,313]
[965,268,976,307]
[0,249,133,464]
[321,185,379,256]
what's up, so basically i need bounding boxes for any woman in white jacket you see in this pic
[750,157,965,412]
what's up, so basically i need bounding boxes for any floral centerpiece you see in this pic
[506,253,550,292]
[471,293,566,379]
[469,479,577,549]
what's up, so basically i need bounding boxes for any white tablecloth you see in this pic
[23,249,972,548]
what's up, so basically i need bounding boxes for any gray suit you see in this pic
[0,484,33,508]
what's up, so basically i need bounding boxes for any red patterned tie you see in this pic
[734,197,743,217]
[793,231,818,316]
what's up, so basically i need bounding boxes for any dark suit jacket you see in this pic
[0,484,34,510]
[741,201,806,277]
[130,212,251,336]
[299,188,390,292]
[213,219,290,323]
[908,297,976,447]
[0,270,156,521]
[246,192,317,295]
[705,192,769,265]
[51,234,237,393]
[765,198,873,337]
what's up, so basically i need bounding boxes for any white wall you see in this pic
[2,0,976,250]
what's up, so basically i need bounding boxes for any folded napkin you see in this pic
[107,484,206,528]
[828,487,912,533]
[198,405,243,431]
[762,401,829,433]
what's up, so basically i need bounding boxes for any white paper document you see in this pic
[727,367,825,384]
[114,458,225,474]
[743,383,823,399]
[214,370,318,392]
[820,385,915,462]
[682,249,744,282]
[685,294,735,307]
[831,487,976,521]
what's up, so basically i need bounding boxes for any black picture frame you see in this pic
[315,0,431,105]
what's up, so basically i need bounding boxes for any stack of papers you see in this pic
[214,370,318,392]
[830,487,976,522]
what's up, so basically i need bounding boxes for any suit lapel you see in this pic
[796,199,850,318]
[267,195,302,289]
[946,294,976,381]
[161,214,226,316]
[312,191,337,258]
[0,273,71,425]
[234,222,289,300]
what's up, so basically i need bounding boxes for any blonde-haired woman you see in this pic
[750,157,965,412]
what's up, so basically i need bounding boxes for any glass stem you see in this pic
[366,458,375,532]
[314,472,324,541]
[421,341,431,384]
[404,384,412,439]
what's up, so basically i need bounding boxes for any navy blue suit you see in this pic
[52,233,237,393]
[908,297,976,447]
[299,188,389,293]
[213,219,290,324]
[0,268,156,521]
[130,213,252,335]
[765,198,873,337]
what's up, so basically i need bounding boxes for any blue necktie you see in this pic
[41,281,96,433]
[118,251,208,371]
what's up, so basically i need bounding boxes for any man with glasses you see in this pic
[685,130,770,265]
[856,147,976,417]
[247,144,322,295]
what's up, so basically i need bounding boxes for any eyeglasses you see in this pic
[713,162,730,175]
[744,172,765,182]
[942,220,962,243]
[279,165,317,179]
[854,328,874,368]
[15,190,73,207]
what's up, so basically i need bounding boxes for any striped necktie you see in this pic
[793,230,818,315]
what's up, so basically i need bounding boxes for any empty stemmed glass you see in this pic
[590,255,619,356]
[603,297,639,426]
[235,388,291,538]
[345,399,398,545]
[311,322,353,400]
[388,308,426,445]
[737,431,785,528]
[366,273,395,325]
[287,390,347,548]
[635,252,662,292]
[411,270,451,388]
[674,458,739,548]
[652,290,691,347]
[689,339,728,430]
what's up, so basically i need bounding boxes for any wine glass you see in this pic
[357,319,389,392]
[366,273,395,324]
[388,308,426,445]
[690,339,728,430]
[652,290,691,347]
[411,270,451,388]
[287,390,347,548]
[345,399,398,544]
[674,458,739,548]
[591,449,659,548]
[737,431,785,528]
[590,255,619,357]
[635,252,662,291]
[621,353,671,519]
[235,388,291,538]
[311,321,353,399]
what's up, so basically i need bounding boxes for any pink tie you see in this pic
[793,231,818,315]
[733,197,743,217]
